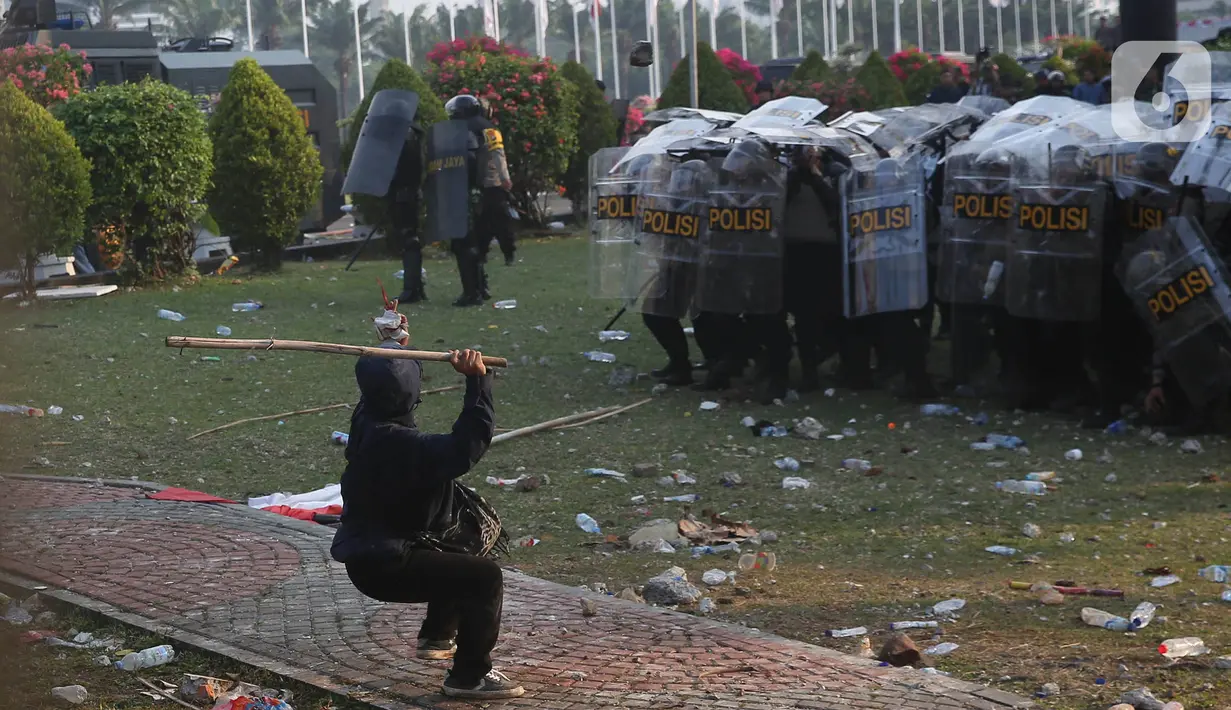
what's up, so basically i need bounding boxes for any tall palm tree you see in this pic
[162,0,236,39]
[309,0,381,116]
[84,0,150,29]
[371,11,410,61]
[246,0,293,49]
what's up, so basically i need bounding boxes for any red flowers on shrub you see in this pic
[0,43,89,108]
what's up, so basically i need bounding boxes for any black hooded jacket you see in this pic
[330,345,495,564]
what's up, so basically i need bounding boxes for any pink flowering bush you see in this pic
[715,48,762,106]
[935,55,971,81]
[0,43,90,107]
[622,106,644,145]
[887,48,933,83]
[630,94,655,111]
[428,38,578,224]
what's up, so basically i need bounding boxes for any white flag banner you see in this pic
[483,0,496,37]
[538,0,549,53]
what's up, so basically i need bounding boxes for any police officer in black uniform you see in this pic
[389,119,428,303]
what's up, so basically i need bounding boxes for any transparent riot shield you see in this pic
[841,156,929,318]
[696,153,787,315]
[588,147,639,299]
[633,157,710,318]
[1171,104,1231,192]
[1118,217,1231,405]
[936,149,1017,305]
[1004,161,1107,321]
[1112,142,1182,245]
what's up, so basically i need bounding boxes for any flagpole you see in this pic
[448,1,456,40]
[245,0,254,49]
[739,0,747,54]
[1030,0,1039,50]
[689,0,698,107]
[846,0,852,45]
[353,1,364,99]
[1066,0,1072,35]
[870,0,878,50]
[573,6,582,60]
[652,5,662,92]
[594,0,604,80]
[938,0,945,50]
[978,0,984,48]
[1082,0,1089,36]
[679,5,687,59]
[494,0,501,39]
[301,0,309,56]
[1048,0,1056,40]
[403,10,411,62]
[822,0,831,55]
[770,0,778,58]
[796,0,803,54]
[996,4,1003,51]
[830,0,838,54]
[534,0,542,55]
[916,0,922,48]
[610,0,620,97]
[710,0,717,46]
[894,0,901,50]
[1013,0,1021,53]
[957,0,964,53]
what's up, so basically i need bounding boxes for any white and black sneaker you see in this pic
[416,639,456,660]
[442,669,525,699]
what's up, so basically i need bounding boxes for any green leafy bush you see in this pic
[0,80,91,295]
[208,58,323,269]
[428,39,579,224]
[559,60,617,217]
[55,78,213,281]
[792,50,831,81]
[991,52,1035,100]
[855,51,908,109]
[656,41,748,113]
[341,59,445,247]
[1043,55,1078,86]
[903,62,943,104]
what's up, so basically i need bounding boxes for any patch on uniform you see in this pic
[484,128,504,151]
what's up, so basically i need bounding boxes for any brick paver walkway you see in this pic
[0,476,1032,710]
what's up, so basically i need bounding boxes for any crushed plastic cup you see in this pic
[1151,574,1181,587]
[775,457,801,472]
[781,476,810,490]
[925,642,959,656]
[598,330,630,342]
[583,351,617,363]
[932,598,966,615]
[215,325,232,336]
[1064,448,1083,461]
[493,299,517,309]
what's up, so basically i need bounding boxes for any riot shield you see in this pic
[841,156,929,318]
[870,103,988,158]
[958,95,1011,116]
[341,89,420,197]
[1004,160,1107,321]
[589,147,641,299]
[1171,103,1231,191]
[1112,142,1182,243]
[1118,217,1231,405]
[633,157,710,318]
[1163,50,1231,130]
[961,95,1088,146]
[424,119,473,242]
[936,149,1017,305]
[733,97,827,131]
[696,151,787,315]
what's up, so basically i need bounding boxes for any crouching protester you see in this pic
[330,297,522,700]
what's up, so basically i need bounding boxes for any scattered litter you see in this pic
[486,475,527,487]
[995,480,1047,495]
[690,542,739,558]
[216,326,232,336]
[1025,471,1056,482]
[1064,448,1083,461]
[890,620,939,630]
[598,330,630,342]
[117,644,175,671]
[841,458,873,472]
[1021,523,1042,539]
[1082,607,1131,632]
[1200,565,1231,583]
[331,431,348,446]
[1216,656,1231,668]
[157,309,186,321]
[1180,439,1203,454]
[697,597,716,614]
[719,472,743,487]
[793,417,826,439]
[1104,473,1118,483]
[664,494,699,502]
[699,401,720,411]
[1130,601,1157,629]
[737,551,776,571]
[1149,430,1168,446]
[985,545,1017,556]
[46,405,63,415]
[924,642,959,656]
[1120,687,1167,710]
[826,626,867,638]
[582,351,616,363]
[584,468,627,481]
[515,536,540,547]
[1151,575,1181,588]
[781,476,810,489]
[920,404,960,416]
[775,457,801,472]
[607,365,636,386]
[701,569,731,586]
[575,513,601,534]
[643,567,702,605]
[180,674,234,703]
[0,403,44,417]
[824,388,836,397]
[671,471,696,485]
[492,300,517,309]
[632,463,659,477]
[858,637,874,658]
[1105,420,1128,434]
[932,598,966,615]
[1037,682,1060,698]
[51,686,88,704]
[1,601,33,625]
[231,301,262,312]
[534,325,549,333]
[1159,637,1208,659]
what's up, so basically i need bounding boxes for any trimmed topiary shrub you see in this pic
[991,52,1035,99]
[903,62,943,104]
[0,80,91,296]
[55,78,213,281]
[341,59,446,251]
[792,50,831,82]
[428,39,579,224]
[855,51,908,109]
[657,41,748,113]
[559,60,618,218]
[208,58,323,269]
[0,43,91,108]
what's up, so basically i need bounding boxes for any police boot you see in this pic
[397,247,425,304]
[479,263,491,300]
[692,360,732,391]
[758,374,789,405]
[453,252,483,307]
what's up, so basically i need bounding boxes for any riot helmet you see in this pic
[1136,142,1174,182]
[623,154,658,182]
[871,157,907,188]
[667,159,711,199]
[445,94,483,120]
[1124,247,1168,285]
[722,138,774,180]
[974,147,1016,179]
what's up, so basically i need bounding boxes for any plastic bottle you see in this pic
[995,480,1047,495]
[826,626,867,638]
[598,330,630,342]
[1198,565,1231,583]
[775,457,801,472]
[216,325,232,336]
[925,642,960,655]
[1105,419,1128,434]
[1159,637,1208,659]
[331,431,348,445]
[575,513,601,534]
[663,494,699,503]
[0,404,43,417]
[493,299,518,309]
[985,433,1025,449]
[231,301,262,312]
[985,545,1018,556]
[890,620,940,630]
[582,351,617,363]
[842,458,873,471]
[1025,471,1057,482]
[157,309,186,321]
[1081,607,1131,632]
[1130,601,1157,629]
[117,644,175,671]
[920,404,960,416]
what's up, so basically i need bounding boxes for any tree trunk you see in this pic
[21,253,36,300]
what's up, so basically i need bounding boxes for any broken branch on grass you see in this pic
[185,385,462,440]
[553,398,653,430]
[135,677,202,710]
[165,336,509,369]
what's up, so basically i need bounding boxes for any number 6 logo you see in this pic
[1111,41,1213,144]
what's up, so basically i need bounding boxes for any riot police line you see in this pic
[588,81,1231,435]
[343,90,517,308]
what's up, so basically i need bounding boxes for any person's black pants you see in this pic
[784,242,828,369]
[477,187,515,261]
[346,549,503,685]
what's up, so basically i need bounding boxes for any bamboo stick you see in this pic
[490,405,623,445]
[165,336,509,369]
[134,677,202,710]
[554,397,653,430]
[184,385,462,441]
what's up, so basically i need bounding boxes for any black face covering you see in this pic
[353,354,423,429]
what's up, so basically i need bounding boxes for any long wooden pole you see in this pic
[490,406,622,445]
[554,397,652,430]
[166,337,509,368]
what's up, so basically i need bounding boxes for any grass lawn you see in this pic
[2,233,1230,709]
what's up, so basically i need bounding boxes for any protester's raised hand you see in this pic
[449,349,487,377]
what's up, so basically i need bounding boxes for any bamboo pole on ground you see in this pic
[553,397,653,430]
[490,405,623,445]
[165,336,509,369]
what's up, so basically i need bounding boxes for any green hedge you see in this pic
[657,41,748,113]
[792,50,831,82]
[560,60,617,215]
[855,51,908,109]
